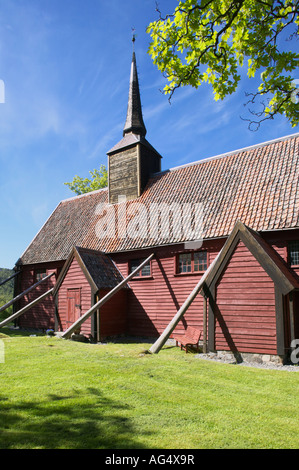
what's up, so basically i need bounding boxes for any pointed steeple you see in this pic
[123,52,147,137]
[107,46,161,204]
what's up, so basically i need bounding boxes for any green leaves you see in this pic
[147,0,299,127]
[64,164,108,195]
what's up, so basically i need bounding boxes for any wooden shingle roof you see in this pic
[19,189,108,265]
[19,133,299,265]
[52,246,125,296]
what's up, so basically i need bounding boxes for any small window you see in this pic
[35,269,47,282]
[178,253,192,273]
[288,241,299,266]
[177,251,207,274]
[194,251,208,272]
[130,259,151,278]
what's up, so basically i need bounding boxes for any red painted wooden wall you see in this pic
[215,240,277,354]
[57,257,92,337]
[17,261,63,330]
[98,288,128,340]
[16,228,299,353]
[111,239,224,339]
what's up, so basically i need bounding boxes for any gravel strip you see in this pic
[196,353,299,372]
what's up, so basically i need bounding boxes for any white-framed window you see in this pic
[130,259,151,278]
[177,251,207,274]
[289,241,299,266]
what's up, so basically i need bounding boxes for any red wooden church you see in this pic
[8,51,299,362]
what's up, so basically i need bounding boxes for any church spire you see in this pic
[123,50,147,137]
[107,44,161,204]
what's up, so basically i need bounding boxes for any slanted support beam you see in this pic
[61,253,154,340]
[0,288,54,328]
[149,249,223,354]
[0,272,55,314]
[289,292,295,344]
[203,295,208,354]
[0,271,19,287]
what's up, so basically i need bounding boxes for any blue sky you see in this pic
[0,0,298,269]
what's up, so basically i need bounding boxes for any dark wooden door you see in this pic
[67,288,81,326]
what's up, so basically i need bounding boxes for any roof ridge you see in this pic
[153,131,299,176]
[60,187,107,203]
[76,246,106,255]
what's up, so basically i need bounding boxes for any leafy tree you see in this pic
[64,164,108,195]
[147,0,299,130]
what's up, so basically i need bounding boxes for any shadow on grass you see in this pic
[0,387,150,449]
[0,327,45,338]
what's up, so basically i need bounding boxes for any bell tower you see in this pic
[107,48,161,204]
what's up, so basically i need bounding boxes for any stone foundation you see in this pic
[208,350,287,365]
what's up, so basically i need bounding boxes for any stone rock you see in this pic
[262,355,271,363]
[71,333,88,343]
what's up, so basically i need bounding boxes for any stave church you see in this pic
[10,50,299,362]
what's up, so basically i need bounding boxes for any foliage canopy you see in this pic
[147,0,299,129]
[64,164,108,195]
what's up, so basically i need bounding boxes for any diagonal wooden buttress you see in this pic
[0,272,55,314]
[60,253,155,340]
[0,288,54,328]
[149,248,224,354]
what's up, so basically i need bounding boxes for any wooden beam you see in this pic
[60,253,154,340]
[203,295,207,354]
[207,285,216,352]
[289,292,295,344]
[149,249,223,354]
[0,288,54,328]
[0,271,19,287]
[275,287,285,356]
[0,272,55,314]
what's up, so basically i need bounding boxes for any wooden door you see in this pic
[67,288,81,326]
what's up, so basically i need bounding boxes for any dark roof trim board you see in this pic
[203,220,299,296]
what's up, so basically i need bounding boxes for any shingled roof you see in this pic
[19,189,108,265]
[19,132,299,265]
[52,246,125,296]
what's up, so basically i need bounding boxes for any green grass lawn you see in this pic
[0,328,298,449]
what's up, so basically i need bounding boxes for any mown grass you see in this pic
[0,328,298,449]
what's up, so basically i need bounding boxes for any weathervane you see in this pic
[132,27,136,50]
